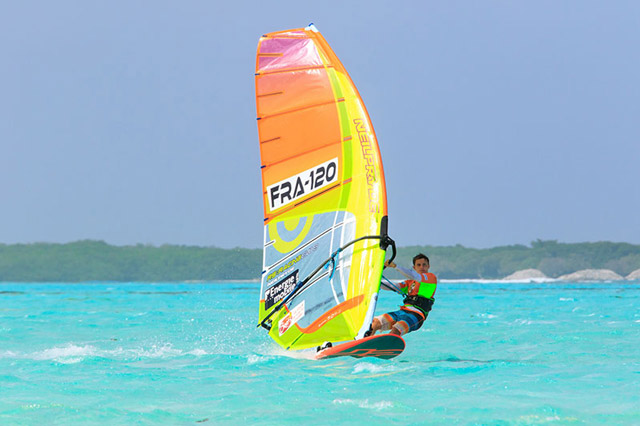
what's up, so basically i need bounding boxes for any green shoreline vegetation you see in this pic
[1,239,639,283]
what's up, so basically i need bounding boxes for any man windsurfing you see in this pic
[367,253,437,336]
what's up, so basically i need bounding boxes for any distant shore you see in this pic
[500,268,639,282]
[1,240,640,282]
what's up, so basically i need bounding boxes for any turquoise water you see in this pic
[1,281,639,425]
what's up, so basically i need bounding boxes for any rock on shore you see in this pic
[626,269,640,280]
[503,269,548,281]
[557,269,624,281]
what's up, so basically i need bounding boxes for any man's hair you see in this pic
[413,253,429,265]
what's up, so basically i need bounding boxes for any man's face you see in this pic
[413,258,429,274]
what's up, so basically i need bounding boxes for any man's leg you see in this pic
[370,313,396,336]
[390,321,409,336]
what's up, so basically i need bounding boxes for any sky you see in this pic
[1,1,639,249]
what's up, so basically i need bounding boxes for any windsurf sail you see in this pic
[255,24,394,351]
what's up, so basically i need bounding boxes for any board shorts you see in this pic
[379,309,425,335]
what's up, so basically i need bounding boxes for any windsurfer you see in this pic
[367,254,437,336]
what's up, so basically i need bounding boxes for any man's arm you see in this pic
[384,261,422,280]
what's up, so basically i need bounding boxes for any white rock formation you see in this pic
[557,269,624,281]
[503,269,548,281]
[626,269,640,280]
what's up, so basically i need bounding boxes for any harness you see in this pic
[403,294,435,315]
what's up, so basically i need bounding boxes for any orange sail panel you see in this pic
[255,25,388,350]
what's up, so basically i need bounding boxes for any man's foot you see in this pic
[363,325,374,338]
[316,341,332,352]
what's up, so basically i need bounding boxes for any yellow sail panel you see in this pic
[255,25,388,350]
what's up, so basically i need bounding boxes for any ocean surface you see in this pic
[1,281,639,425]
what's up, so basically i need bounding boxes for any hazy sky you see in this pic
[2,1,639,249]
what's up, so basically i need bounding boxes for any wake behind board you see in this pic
[315,334,405,360]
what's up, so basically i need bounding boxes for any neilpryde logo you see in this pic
[267,158,338,211]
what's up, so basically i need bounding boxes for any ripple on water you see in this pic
[332,398,394,410]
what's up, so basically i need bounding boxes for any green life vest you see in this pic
[401,273,437,315]
[401,273,437,299]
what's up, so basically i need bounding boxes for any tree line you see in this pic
[389,239,640,280]
[1,239,639,282]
